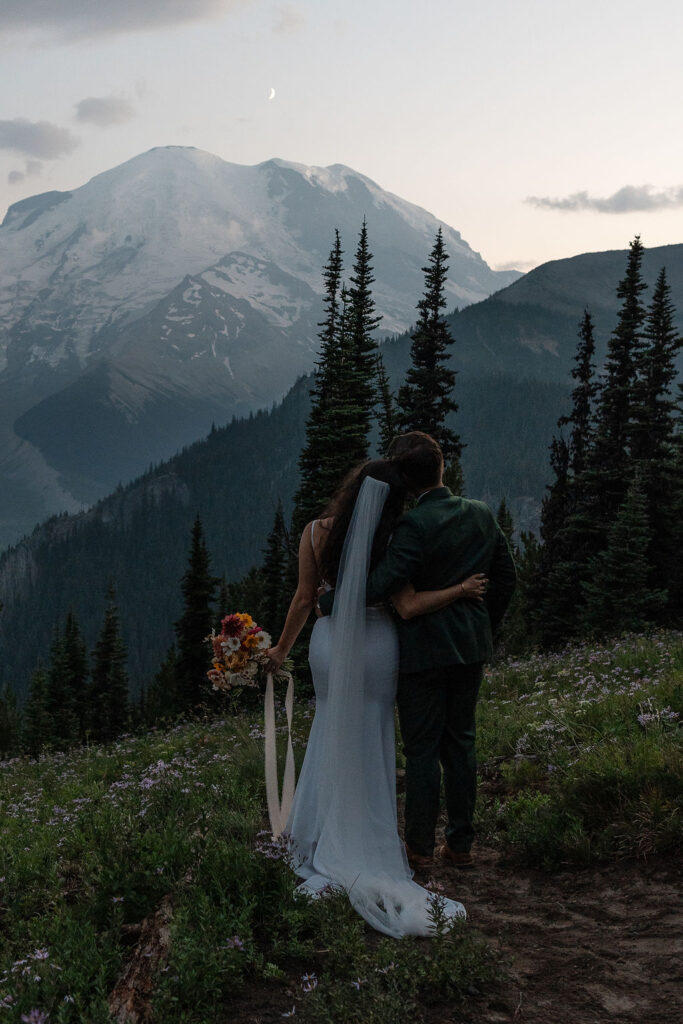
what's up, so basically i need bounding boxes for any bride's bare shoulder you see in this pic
[318,517,334,531]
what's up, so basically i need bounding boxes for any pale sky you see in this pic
[1,0,682,272]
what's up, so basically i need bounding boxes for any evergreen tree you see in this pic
[630,268,682,607]
[89,585,130,743]
[261,499,289,636]
[22,666,51,756]
[559,310,599,476]
[226,566,266,622]
[376,353,397,456]
[533,312,602,644]
[288,228,382,597]
[145,646,178,725]
[589,236,647,526]
[346,219,382,462]
[631,267,681,461]
[493,500,540,655]
[396,228,463,485]
[62,610,89,742]
[174,515,218,712]
[581,472,667,635]
[498,531,541,656]
[532,435,572,638]
[668,396,683,620]
[46,621,80,749]
[291,231,346,534]
[0,684,20,759]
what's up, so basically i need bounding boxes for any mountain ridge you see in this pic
[0,146,520,546]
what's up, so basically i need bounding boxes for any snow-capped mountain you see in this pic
[0,146,520,547]
[0,146,515,378]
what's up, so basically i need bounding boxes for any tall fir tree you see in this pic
[291,231,346,536]
[261,499,289,636]
[630,267,683,609]
[174,515,218,712]
[145,645,179,725]
[668,387,683,620]
[533,312,602,644]
[287,228,382,597]
[588,236,647,528]
[22,666,51,756]
[581,472,667,635]
[346,218,382,462]
[631,267,681,461]
[376,353,397,456]
[0,683,20,759]
[396,228,463,488]
[89,585,130,743]
[531,435,574,645]
[559,310,600,476]
[46,626,79,750]
[62,610,89,742]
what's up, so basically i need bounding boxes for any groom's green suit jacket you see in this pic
[319,487,516,672]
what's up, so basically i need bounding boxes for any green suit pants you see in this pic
[397,662,483,856]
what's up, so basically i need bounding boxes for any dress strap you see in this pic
[310,519,317,549]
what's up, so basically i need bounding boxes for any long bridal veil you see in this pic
[288,476,465,937]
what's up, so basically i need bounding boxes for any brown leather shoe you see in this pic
[405,843,434,870]
[438,844,474,869]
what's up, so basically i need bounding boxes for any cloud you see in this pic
[526,184,683,214]
[7,158,44,185]
[0,1,249,40]
[0,119,79,158]
[75,95,136,127]
[273,4,306,34]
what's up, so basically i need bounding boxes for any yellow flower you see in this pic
[236,613,254,628]
[226,651,248,671]
[243,634,260,650]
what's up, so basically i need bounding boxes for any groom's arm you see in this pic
[366,518,424,605]
[317,518,423,616]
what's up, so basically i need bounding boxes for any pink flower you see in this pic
[221,614,244,639]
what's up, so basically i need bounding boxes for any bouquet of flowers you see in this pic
[206,612,291,691]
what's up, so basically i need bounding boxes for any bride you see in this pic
[266,459,486,937]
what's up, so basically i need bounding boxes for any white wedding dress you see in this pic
[286,477,466,937]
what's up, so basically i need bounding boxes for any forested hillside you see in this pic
[0,371,565,699]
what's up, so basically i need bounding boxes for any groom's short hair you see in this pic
[388,431,443,490]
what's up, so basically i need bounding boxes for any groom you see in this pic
[367,432,515,869]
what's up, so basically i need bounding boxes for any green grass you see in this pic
[0,716,497,1023]
[476,630,683,867]
[2,630,680,1021]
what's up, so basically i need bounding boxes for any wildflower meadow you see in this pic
[0,630,681,1022]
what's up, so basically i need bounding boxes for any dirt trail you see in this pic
[428,844,683,1024]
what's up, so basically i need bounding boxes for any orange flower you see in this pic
[226,651,248,671]
[243,634,260,650]
[236,612,254,629]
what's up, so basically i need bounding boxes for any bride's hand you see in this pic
[460,573,488,601]
[265,646,286,673]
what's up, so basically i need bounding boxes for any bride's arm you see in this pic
[391,573,488,620]
[265,523,318,671]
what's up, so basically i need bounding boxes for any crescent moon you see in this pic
[268,87,276,100]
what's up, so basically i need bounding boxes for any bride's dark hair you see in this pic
[318,459,407,585]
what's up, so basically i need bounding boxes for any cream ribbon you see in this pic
[264,671,296,838]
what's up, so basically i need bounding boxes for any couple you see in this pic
[266,431,516,937]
